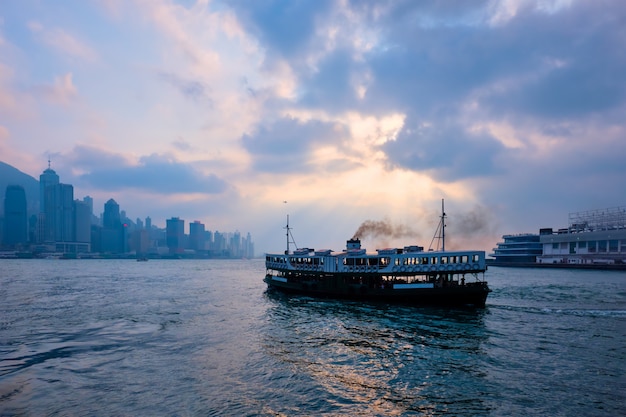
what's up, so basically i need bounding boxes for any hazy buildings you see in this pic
[2,161,255,257]
[3,185,28,247]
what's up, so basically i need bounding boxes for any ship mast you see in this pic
[284,214,298,254]
[429,199,446,251]
[442,199,446,251]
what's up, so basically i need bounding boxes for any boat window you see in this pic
[431,257,438,264]
[380,257,390,266]
[421,257,428,265]
[461,255,468,263]
[472,254,480,262]
[395,258,400,266]
[440,256,448,264]
[368,258,378,266]
[450,256,458,263]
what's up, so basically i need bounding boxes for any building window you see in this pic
[598,241,607,253]
[589,241,596,253]
[609,240,618,252]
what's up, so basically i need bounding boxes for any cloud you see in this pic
[28,21,98,62]
[33,73,78,104]
[382,121,505,182]
[68,146,229,194]
[227,0,334,59]
[241,115,349,173]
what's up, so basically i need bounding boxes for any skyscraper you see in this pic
[189,220,205,251]
[39,161,59,214]
[3,185,27,247]
[103,199,121,229]
[101,199,124,253]
[43,183,74,242]
[166,217,185,254]
[74,200,91,244]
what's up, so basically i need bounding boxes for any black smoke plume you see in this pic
[352,219,418,240]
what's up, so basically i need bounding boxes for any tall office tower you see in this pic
[230,231,241,257]
[101,199,124,253]
[213,231,225,252]
[166,217,185,254]
[145,216,152,230]
[3,185,28,247]
[39,161,60,213]
[103,199,121,228]
[244,232,254,258]
[74,200,91,243]
[189,220,205,251]
[44,183,74,242]
[83,196,93,218]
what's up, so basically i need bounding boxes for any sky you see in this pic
[1,0,625,255]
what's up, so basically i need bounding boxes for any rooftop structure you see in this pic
[568,206,626,232]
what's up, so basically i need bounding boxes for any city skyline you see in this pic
[1,1,625,253]
[1,161,254,257]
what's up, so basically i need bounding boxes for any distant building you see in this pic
[39,162,59,214]
[538,206,626,265]
[490,233,543,264]
[100,199,125,253]
[492,206,626,267]
[43,183,74,243]
[189,220,205,251]
[74,199,91,249]
[3,185,28,247]
[166,217,185,254]
[103,199,121,229]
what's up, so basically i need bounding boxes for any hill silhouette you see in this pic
[0,161,39,216]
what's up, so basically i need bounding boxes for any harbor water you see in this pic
[1,259,624,416]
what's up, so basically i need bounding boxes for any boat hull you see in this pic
[264,273,490,307]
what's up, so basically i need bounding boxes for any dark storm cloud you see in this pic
[225,0,334,59]
[383,121,505,181]
[299,48,362,111]
[241,116,349,173]
[476,3,626,119]
[69,146,227,194]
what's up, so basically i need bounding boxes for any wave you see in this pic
[489,304,626,318]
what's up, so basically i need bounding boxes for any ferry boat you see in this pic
[264,202,490,307]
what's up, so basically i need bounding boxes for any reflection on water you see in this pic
[262,290,491,415]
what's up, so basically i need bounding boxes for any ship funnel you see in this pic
[346,238,361,250]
